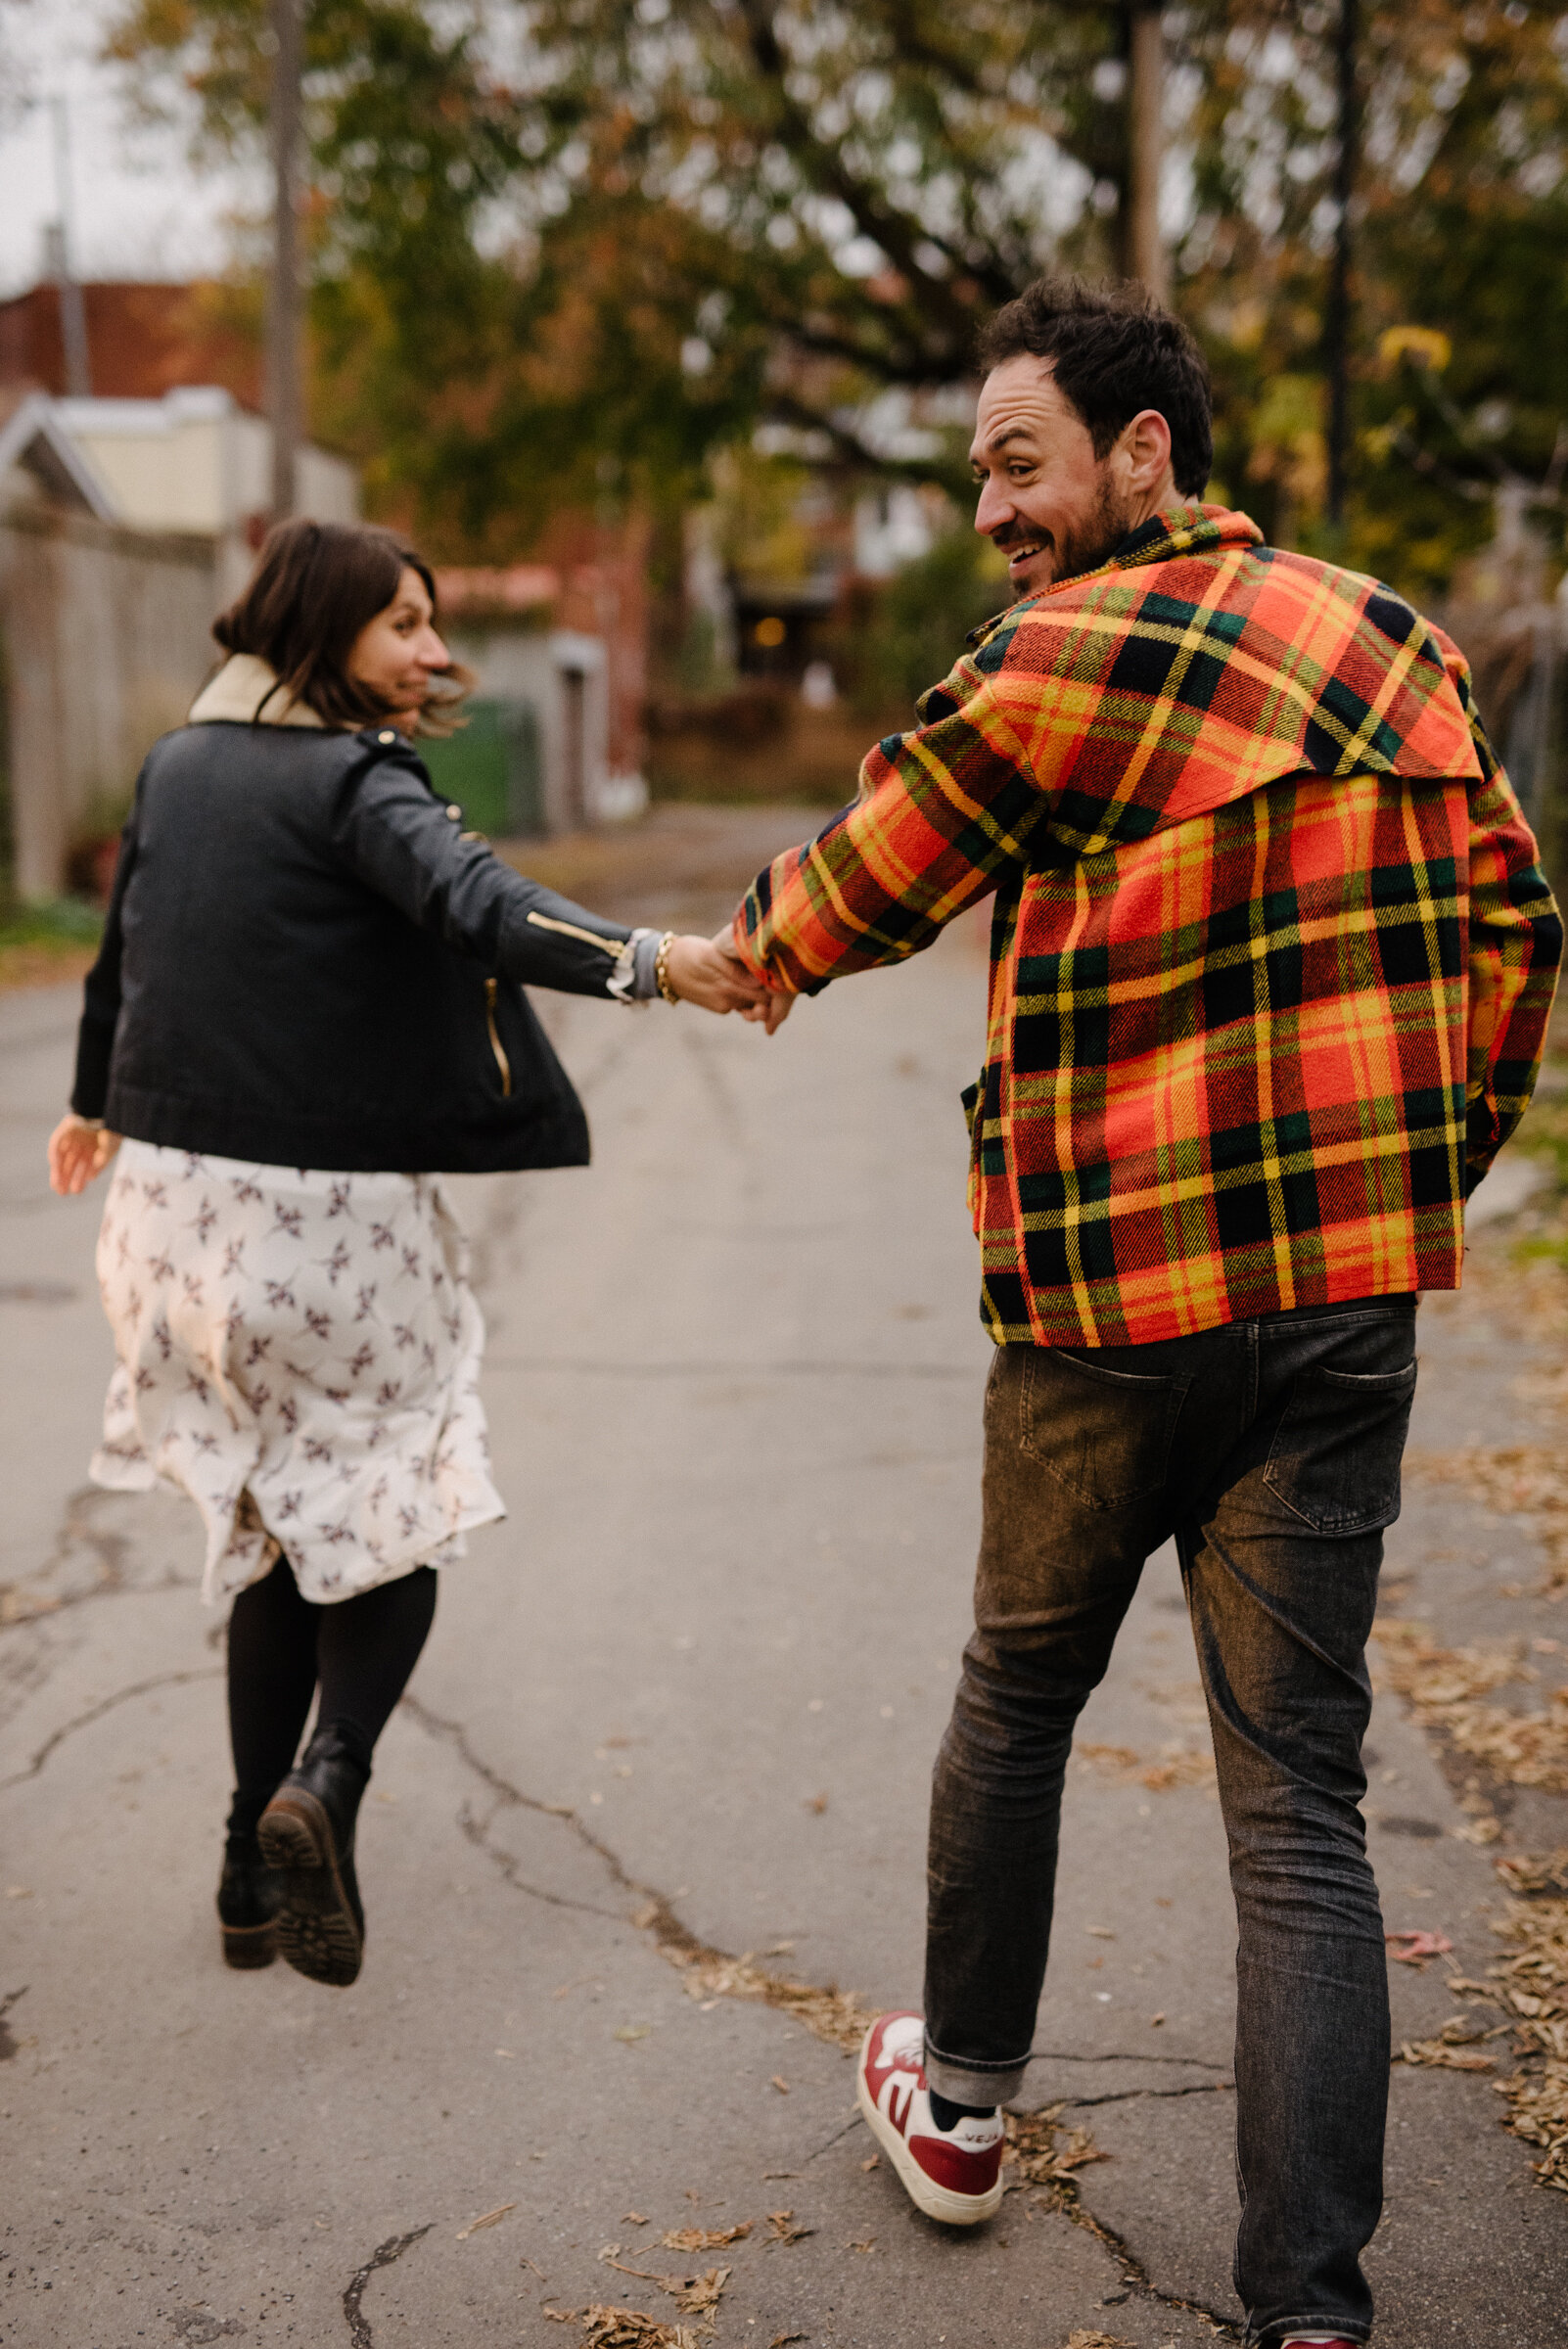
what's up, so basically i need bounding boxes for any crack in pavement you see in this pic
[0,1483,198,1630]
[403,1695,1246,2339]
[1,1483,132,1627]
[0,1668,221,1793]
[453,1798,627,1921]
[342,2224,433,2348]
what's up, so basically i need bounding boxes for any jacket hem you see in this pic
[102,1083,590,1174]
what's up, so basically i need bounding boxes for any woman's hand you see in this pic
[48,1115,120,1196]
[709,927,794,1034]
[662,934,783,1020]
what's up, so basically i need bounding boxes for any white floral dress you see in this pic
[92,1140,504,1606]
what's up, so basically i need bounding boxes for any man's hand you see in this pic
[48,1115,120,1196]
[712,924,794,1034]
[661,934,776,1016]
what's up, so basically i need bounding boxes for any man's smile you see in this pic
[994,530,1051,576]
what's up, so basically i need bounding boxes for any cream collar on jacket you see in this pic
[188,653,326,728]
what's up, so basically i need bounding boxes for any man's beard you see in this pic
[997,470,1139,590]
[1053,471,1139,582]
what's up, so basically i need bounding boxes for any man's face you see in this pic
[969,355,1141,599]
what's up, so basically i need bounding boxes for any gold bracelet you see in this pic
[655,931,679,1004]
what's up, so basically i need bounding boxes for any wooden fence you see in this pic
[0,505,216,899]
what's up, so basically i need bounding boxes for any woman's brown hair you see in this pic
[212,518,469,734]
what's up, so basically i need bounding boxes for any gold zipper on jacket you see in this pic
[484,977,512,1097]
[526,909,618,952]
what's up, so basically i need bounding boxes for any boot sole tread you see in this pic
[258,1790,363,1988]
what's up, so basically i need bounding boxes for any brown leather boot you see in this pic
[257,1724,368,1987]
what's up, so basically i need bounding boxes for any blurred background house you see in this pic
[0,276,641,901]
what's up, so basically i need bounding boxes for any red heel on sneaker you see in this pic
[855,2011,1004,2226]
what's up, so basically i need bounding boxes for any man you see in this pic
[719,277,1560,2347]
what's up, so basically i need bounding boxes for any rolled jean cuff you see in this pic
[923,2032,1030,2108]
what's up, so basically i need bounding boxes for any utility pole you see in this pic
[1323,0,1360,530]
[1126,3,1167,299]
[266,0,304,520]
[49,98,91,398]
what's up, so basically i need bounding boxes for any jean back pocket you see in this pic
[1018,1346,1190,1512]
[1263,1357,1417,1535]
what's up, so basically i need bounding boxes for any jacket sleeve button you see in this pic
[377,728,397,744]
[446,804,462,820]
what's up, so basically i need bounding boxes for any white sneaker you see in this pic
[855,2011,1005,2225]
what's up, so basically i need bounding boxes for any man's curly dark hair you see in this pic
[978,275,1214,499]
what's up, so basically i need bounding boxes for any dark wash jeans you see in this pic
[923,1297,1418,2348]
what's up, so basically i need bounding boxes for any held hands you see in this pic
[48,1114,121,1196]
[662,934,794,1033]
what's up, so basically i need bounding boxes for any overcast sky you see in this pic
[0,0,251,300]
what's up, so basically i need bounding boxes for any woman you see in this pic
[49,518,765,1989]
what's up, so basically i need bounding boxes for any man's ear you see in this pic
[1122,407,1174,491]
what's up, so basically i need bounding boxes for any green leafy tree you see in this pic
[108,0,1568,599]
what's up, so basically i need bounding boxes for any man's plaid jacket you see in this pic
[732,504,1563,1348]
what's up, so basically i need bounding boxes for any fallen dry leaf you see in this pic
[1065,2333,1135,2349]
[765,2210,816,2245]
[579,2306,702,2349]
[848,2236,875,2253]
[768,2335,808,2347]
[627,1897,878,2053]
[456,2203,516,2239]
[1074,1740,1215,1793]
[1445,1872,1568,2193]
[859,2154,880,2172]
[520,2256,547,2280]
[1372,1621,1568,1791]
[769,2074,790,2094]
[674,2266,730,2317]
[661,2224,753,2253]
[1497,1850,1568,1895]
[1397,2039,1497,2072]
[669,1949,877,2052]
[1404,1444,1568,1591]
[1002,2111,1113,2194]
[623,2213,650,2227]
[615,2023,653,2044]
[1386,1929,1453,1966]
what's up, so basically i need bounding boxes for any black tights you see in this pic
[225,1557,437,1841]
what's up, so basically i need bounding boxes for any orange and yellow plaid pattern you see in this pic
[734,505,1561,1346]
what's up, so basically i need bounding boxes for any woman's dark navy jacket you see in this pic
[71,718,639,1174]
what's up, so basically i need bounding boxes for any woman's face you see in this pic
[347,565,450,725]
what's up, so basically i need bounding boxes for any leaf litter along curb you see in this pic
[1436,1858,1568,2194]
[1404,1443,1568,1592]
[1371,1621,1568,1793]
